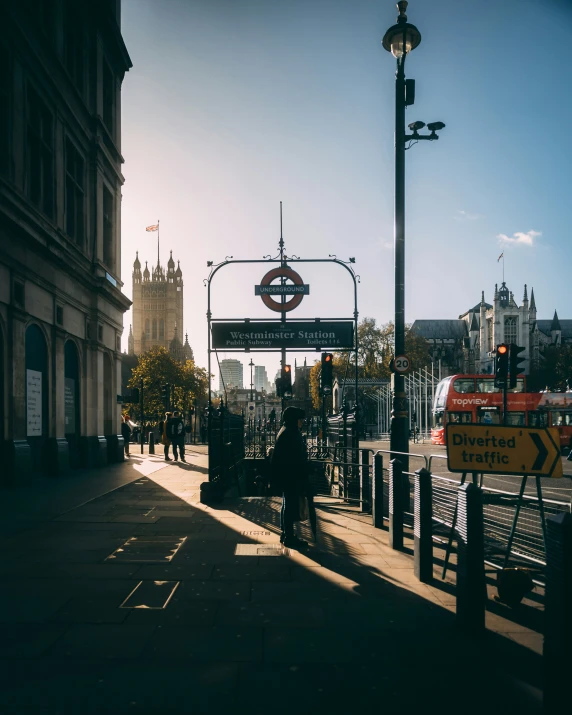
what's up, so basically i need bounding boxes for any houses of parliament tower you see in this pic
[128,251,193,362]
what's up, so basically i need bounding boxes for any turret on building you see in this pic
[130,250,187,357]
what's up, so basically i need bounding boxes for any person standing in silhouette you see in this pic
[169,410,186,463]
[161,411,172,461]
[121,415,131,457]
[270,406,310,549]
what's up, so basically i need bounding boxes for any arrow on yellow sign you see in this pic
[446,424,563,478]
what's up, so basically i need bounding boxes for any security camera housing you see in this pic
[427,121,446,132]
[408,121,425,132]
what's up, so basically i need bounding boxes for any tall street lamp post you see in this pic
[249,359,254,402]
[382,1,445,466]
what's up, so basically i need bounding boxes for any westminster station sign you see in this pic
[211,321,354,350]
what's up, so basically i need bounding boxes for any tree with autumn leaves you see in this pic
[127,346,209,421]
[309,318,429,410]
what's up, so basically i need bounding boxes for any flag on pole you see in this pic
[146,224,159,232]
[497,252,504,262]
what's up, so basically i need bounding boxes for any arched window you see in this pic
[145,319,150,337]
[152,319,157,339]
[504,316,518,345]
[159,319,164,339]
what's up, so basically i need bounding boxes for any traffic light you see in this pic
[509,344,526,389]
[275,377,283,397]
[125,387,139,404]
[281,365,292,399]
[161,383,170,407]
[321,353,333,395]
[494,344,509,388]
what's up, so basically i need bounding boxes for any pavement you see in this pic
[0,445,544,714]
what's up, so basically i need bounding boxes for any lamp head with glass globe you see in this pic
[382,1,421,59]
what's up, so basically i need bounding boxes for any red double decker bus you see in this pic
[431,374,572,452]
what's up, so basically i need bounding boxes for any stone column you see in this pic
[8,315,32,483]
[45,328,70,476]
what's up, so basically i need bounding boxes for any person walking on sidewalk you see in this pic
[169,410,186,462]
[161,411,173,461]
[121,416,131,457]
[270,406,310,549]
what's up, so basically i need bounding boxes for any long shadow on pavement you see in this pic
[0,456,543,715]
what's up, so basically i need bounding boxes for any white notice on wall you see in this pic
[27,369,42,437]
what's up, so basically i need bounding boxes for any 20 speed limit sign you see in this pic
[394,355,410,373]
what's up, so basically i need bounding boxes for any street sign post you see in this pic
[211,320,354,350]
[446,424,563,478]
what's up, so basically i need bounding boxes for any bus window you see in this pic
[433,412,445,428]
[453,379,475,394]
[434,378,452,409]
[551,411,572,426]
[447,412,472,424]
[476,378,500,394]
[477,408,500,425]
[508,378,525,394]
[528,411,548,428]
[506,412,525,426]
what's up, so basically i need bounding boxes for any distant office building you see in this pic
[0,1,132,481]
[254,365,271,393]
[219,359,243,392]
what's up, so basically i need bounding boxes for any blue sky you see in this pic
[120,0,572,388]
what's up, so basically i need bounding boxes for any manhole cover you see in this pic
[120,580,180,609]
[106,536,187,563]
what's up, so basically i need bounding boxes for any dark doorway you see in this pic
[25,324,49,472]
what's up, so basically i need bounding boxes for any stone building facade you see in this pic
[128,250,192,361]
[0,1,132,481]
[412,282,571,377]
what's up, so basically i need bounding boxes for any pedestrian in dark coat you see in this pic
[169,410,186,462]
[270,406,310,549]
[162,412,173,461]
[121,416,131,457]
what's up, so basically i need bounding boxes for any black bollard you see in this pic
[389,458,404,550]
[372,453,384,529]
[414,467,433,583]
[149,432,155,455]
[455,482,485,635]
[360,449,371,513]
[544,512,572,714]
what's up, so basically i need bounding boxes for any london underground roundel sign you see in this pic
[258,266,305,313]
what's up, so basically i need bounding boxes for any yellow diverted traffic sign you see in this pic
[446,424,563,478]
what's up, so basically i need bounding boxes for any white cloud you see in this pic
[455,210,483,221]
[497,229,541,246]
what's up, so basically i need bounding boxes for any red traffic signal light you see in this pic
[494,344,509,388]
[321,353,334,394]
[281,364,292,399]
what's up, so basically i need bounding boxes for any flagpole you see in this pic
[157,220,160,265]
[502,253,505,283]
